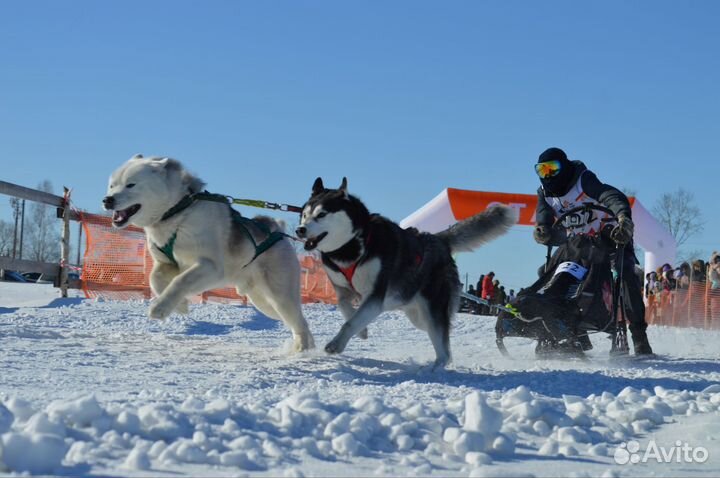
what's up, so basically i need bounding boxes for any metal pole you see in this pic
[18,199,25,260]
[60,188,71,298]
[11,198,19,258]
[76,222,82,265]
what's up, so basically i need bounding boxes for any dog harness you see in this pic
[329,232,372,293]
[154,191,286,267]
[329,232,422,293]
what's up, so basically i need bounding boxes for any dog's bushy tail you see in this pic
[436,205,517,253]
[252,215,286,233]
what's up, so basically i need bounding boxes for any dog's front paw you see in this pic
[294,332,315,352]
[175,299,189,315]
[324,337,346,355]
[149,299,174,320]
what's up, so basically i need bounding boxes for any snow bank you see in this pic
[1,385,719,475]
[1,286,719,476]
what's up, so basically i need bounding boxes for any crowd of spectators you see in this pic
[644,251,720,326]
[464,271,515,316]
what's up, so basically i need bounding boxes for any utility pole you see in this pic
[11,198,19,258]
[76,222,82,264]
[18,199,25,260]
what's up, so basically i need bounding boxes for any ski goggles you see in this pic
[534,160,562,179]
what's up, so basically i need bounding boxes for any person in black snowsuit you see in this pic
[533,147,653,355]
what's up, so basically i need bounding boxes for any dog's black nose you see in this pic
[295,226,306,238]
[102,196,115,210]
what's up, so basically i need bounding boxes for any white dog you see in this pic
[103,154,314,352]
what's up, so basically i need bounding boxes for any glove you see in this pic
[533,225,552,244]
[611,214,634,245]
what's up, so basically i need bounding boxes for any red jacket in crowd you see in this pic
[481,273,495,301]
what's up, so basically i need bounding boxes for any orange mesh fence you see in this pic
[646,280,720,330]
[80,212,336,304]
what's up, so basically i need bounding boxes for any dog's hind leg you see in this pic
[414,301,452,369]
[325,297,383,354]
[244,254,315,352]
[149,262,189,315]
[247,290,315,352]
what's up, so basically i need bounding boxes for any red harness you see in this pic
[334,233,372,292]
[333,232,422,293]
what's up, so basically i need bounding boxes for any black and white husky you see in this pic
[296,178,516,368]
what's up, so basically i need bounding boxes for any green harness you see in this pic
[154,191,287,267]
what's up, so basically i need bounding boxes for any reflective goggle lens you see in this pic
[535,160,562,179]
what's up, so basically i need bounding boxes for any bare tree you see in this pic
[652,188,704,248]
[25,180,61,262]
[0,220,14,256]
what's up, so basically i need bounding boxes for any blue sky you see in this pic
[1,1,719,292]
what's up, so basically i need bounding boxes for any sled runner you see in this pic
[495,204,630,358]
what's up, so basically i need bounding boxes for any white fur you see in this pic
[105,155,314,352]
[301,206,357,253]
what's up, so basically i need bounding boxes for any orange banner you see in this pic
[446,189,538,225]
[446,189,637,226]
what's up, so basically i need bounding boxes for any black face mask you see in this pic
[539,159,575,196]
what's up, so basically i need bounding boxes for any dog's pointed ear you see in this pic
[339,177,348,196]
[156,157,181,172]
[312,177,324,195]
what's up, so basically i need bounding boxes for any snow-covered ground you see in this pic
[1,282,719,477]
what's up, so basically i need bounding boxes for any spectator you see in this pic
[661,267,676,292]
[497,285,507,307]
[710,252,720,290]
[691,259,706,283]
[476,275,485,296]
[481,272,496,312]
[676,263,691,290]
[645,271,658,299]
[508,289,516,303]
[645,271,659,323]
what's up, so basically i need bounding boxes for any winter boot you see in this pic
[631,329,653,355]
[577,333,593,351]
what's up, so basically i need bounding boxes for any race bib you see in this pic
[554,261,588,281]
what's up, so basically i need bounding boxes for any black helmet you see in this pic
[536,147,575,196]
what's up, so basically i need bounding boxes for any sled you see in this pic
[495,204,629,358]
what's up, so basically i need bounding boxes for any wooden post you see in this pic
[60,187,71,298]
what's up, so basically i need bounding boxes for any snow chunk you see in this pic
[453,431,485,456]
[1,432,68,474]
[502,386,533,408]
[123,446,152,470]
[353,396,387,415]
[3,397,34,423]
[465,451,492,466]
[332,432,361,456]
[464,392,503,437]
[138,404,193,441]
[47,394,104,427]
[23,412,66,437]
[0,405,13,434]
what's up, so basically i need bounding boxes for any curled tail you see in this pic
[436,205,516,253]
